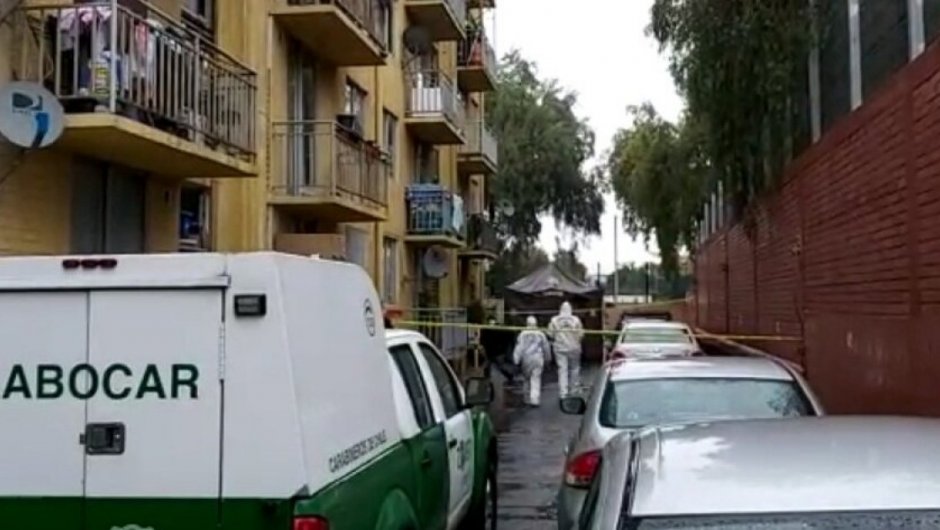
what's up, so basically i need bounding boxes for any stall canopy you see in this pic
[506,263,601,297]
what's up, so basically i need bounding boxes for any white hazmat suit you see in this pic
[548,301,584,397]
[513,316,551,406]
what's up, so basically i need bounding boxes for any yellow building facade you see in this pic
[0,0,498,312]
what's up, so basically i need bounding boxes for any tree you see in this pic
[486,51,606,245]
[607,104,709,276]
[648,0,819,211]
[485,244,549,295]
[552,238,588,281]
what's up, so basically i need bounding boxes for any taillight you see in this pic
[564,450,601,488]
[293,516,329,530]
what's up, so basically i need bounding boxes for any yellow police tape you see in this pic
[394,320,802,342]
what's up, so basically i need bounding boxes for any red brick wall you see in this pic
[694,40,940,416]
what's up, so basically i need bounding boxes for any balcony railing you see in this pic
[272,120,388,207]
[287,0,387,52]
[465,214,500,256]
[407,69,465,131]
[406,184,466,240]
[461,121,498,164]
[458,29,497,80]
[16,0,257,158]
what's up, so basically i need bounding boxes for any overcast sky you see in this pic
[490,0,683,274]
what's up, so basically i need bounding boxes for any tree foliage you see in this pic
[485,243,549,294]
[649,0,818,209]
[607,104,709,275]
[552,238,589,281]
[487,50,605,244]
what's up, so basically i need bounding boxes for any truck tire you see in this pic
[462,461,497,530]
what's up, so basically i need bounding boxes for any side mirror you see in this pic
[465,377,494,407]
[559,396,587,415]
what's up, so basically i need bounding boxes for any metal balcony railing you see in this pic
[287,0,387,51]
[461,120,498,164]
[406,69,465,132]
[458,29,496,80]
[272,120,388,207]
[465,214,500,255]
[406,184,466,239]
[15,0,257,157]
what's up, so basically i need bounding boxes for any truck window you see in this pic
[418,343,462,418]
[390,345,435,429]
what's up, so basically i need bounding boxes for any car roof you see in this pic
[607,355,793,382]
[619,416,940,516]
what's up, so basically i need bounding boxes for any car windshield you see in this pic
[620,327,691,344]
[630,510,940,528]
[599,378,814,428]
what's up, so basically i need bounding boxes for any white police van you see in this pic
[0,252,496,530]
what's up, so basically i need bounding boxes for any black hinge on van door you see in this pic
[81,423,126,455]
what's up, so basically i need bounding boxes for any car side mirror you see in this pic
[559,396,587,415]
[465,377,494,407]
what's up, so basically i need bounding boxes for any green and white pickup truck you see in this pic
[0,252,497,530]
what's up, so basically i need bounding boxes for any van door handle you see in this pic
[420,451,433,468]
[448,440,458,449]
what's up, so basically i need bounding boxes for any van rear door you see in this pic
[0,292,88,529]
[83,289,224,530]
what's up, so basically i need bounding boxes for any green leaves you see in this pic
[487,51,605,245]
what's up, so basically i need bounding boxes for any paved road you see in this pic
[494,367,589,530]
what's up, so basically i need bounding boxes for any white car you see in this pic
[613,320,702,358]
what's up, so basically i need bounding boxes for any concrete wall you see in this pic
[693,40,940,416]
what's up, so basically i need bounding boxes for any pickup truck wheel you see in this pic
[463,463,497,530]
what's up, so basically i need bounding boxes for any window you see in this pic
[599,378,815,429]
[344,80,367,124]
[381,0,394,54]
[418,343,462,418]
[389,345,435,429]
[183,0,215,41]
[345,227,369,270]
[383,237,398,303]
[414,142,438,183]
[618,326,692,345]
[383,110,398,172]
[179,186,211,252]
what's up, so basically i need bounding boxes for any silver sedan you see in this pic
[556,355,823,530]
[581,416,940,529]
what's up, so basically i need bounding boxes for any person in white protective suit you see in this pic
[548,301,585,397]
[512,316,551,407]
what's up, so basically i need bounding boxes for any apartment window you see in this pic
[383,237,399,303]
[344,80,367,122]
[383,110,398,174]
[382,0,394,54]
[180,185,211,252]
[183,0,215,41]
[414,142,438,183]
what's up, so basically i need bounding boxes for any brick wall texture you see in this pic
[694,41,940,416]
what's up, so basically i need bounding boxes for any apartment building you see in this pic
[0,0,498,312]
[248,0,500,311]
[0,0,258,254]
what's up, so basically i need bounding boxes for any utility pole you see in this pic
[613,215,619,304]
[645,262,651,303]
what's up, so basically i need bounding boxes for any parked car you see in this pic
[556,356,823,529]
[579,416,940,529]
[387,329,499,530]
[612,320,702,358]
[0,252,496,530]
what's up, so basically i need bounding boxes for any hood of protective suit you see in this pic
[559,301,573,317]
[550,302,583,353]
[526,316,538,327]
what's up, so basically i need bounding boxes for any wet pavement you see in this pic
[494,366,593,530]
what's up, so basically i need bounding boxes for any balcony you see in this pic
[457,30,497,93]
[15,1,257,177]
[404,0,466,41]
[458,121,498,177]
[460,214,500,260]
[405,184,466,248]
[274,233,347,260]
[405,70,465,145]
[272,0,388,66]
[269,121,389,222]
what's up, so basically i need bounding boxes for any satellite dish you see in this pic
[497,200,515,217]
[403,26,433,56]
[422,246,449,279]
[0,82,65,149]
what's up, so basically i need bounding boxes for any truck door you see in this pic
[83,289,224,530]
[0,292,88,529]
[414,342,475,528]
